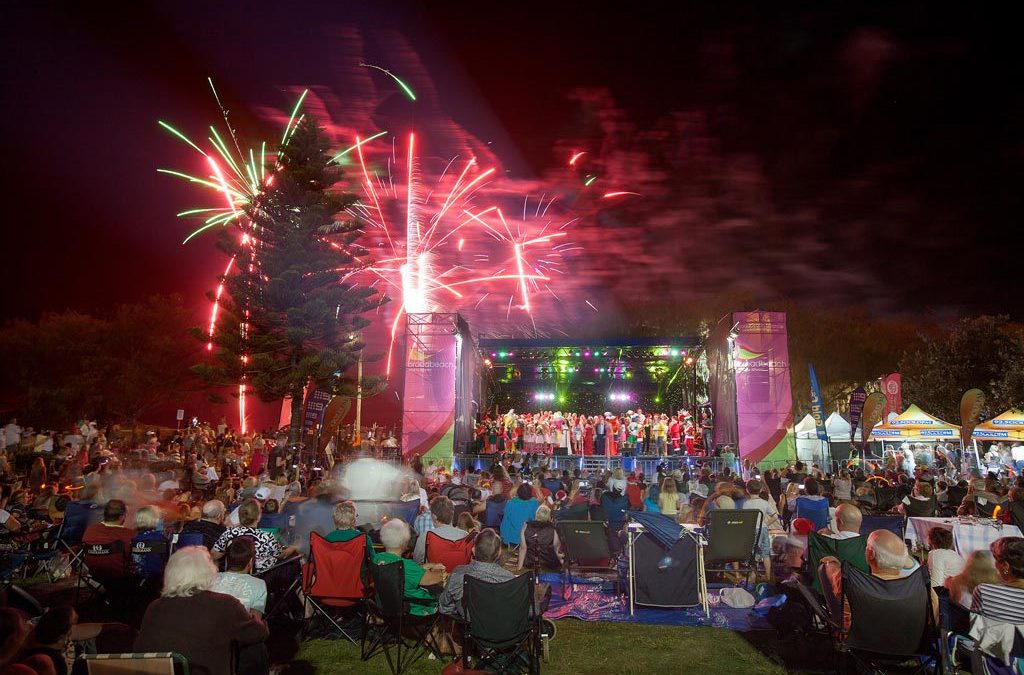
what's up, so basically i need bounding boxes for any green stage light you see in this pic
[499,351,507,358]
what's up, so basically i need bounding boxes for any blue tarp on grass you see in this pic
[540,573,772,631]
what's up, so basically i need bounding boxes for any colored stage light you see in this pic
[575,351,581,357]
[491,352,497,357]
[594,368,599,373]
[508,352,515,357]
[584,351,591,357]
[499,351,507,358]
[671,349,680,357]
[685,356,695,366]
[654,396,662,403]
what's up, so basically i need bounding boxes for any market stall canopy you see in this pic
[973,409,1024,441]
[794,413,817,439]
[868,403,961,440]
[825,412,852,442]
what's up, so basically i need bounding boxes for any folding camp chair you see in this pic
[873,486,900,513]
[255,554,304,622]
[461,573,542,675]
[388,500,421,528]
[782,576,846,673]
[555,520,620,599]
[840,562,939,675]
[302,532,369,645]
[1008,501,1024,532]
[362,559,441,675]
[806,531,867,594]
[973,495,1000,519]
[131,537,170,594]
[703,509,762,584]
[76,540,130,606]
[425,531,475,572]
[169,532,204,553]
[484,498,506,529]
[75,651,189,675]
[859,514,906,540]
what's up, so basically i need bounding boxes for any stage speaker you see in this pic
[631,532,700,608]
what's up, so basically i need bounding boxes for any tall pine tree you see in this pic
[194,118,379,442]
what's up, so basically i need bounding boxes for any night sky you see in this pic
[2,1,1021,326]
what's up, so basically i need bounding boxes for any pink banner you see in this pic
[732,311,794,463]
[401,315,458,461]
[881,373,902,419]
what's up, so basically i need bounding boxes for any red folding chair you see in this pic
[425,531,475,573]
[302,531,370,645]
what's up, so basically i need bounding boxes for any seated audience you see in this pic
[945,550,999,608]
[820,503,862,540]
[517,505,563,571]
[414,496,468,564]
[131,505,169,583]
[658,478,682,518]
[212,498,295,574]
[373,519,444,616]
[179,499,227,549]
[439,528,514,619]
[821,529,939,629]
[135,547,269,675]
[793,477,830,531]
[972,536,1024,623]
[499,484,539,546]
[323,501,373,559]
[456,511,481,535]
[925,527,964,589]
[899,481,936,517]
[81,499,134,581]
[211,537,268,616]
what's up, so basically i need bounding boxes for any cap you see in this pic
[254,487,271,500]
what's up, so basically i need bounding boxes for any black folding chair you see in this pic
[703,509,762,583]
[841,562,939,675]
[255,554,304,622]
[361,560,440,674]
[75,540,130,606]
[462,573,542,675]
[555,520,619,599]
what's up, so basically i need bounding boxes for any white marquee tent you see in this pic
[794,412,852,461]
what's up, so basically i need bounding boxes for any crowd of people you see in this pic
[474,407,715,456]
[1,414,1023,673]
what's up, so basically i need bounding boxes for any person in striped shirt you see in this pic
[972,536,1024,623]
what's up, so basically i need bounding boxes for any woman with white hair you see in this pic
[135,546,268,675]
[374,519,445,615]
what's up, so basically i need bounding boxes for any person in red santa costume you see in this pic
[669,416,682,454]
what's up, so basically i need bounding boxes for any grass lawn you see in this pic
[294,621,795,674]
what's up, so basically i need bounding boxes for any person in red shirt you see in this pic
[81,499,135,581]
[669,417,682,453]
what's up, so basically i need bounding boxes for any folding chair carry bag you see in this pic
[630,531,700,608]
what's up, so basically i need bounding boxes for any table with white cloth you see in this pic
[907,517,1023,557]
